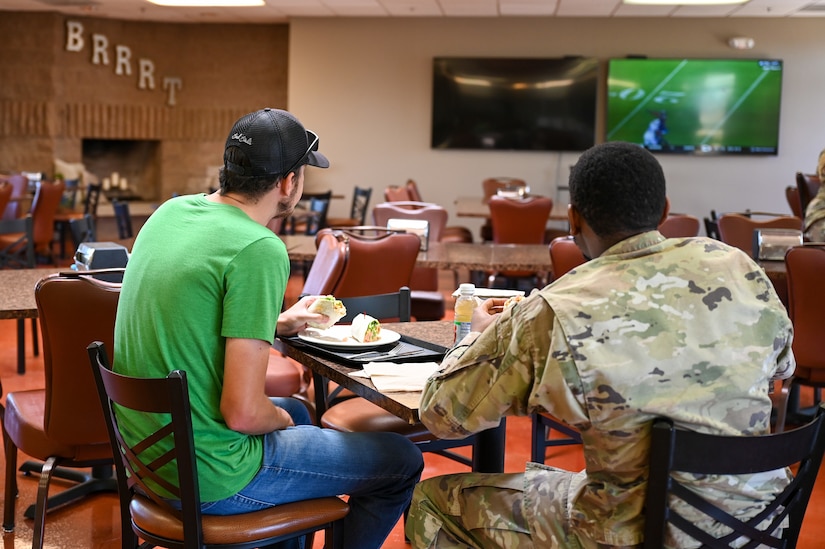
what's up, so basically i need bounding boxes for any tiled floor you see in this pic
[1,265,823,548]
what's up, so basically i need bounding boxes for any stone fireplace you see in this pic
[82,139,161,201]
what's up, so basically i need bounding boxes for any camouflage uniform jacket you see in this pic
[419,231,795,547]
[804,184,825,241]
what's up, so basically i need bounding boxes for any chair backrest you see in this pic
[83,182,103,217]
[643,404,825,548]
[488,195,552,244]
[372,201,448,242]
[658,214,701,238]
[785,245,825,378]
[548,235,586,279]
[405,179,423,202]
[69,213,97,249]
[1,173,29,220]
[304,227,420,298]
[384,185,411,202]
[112,200,134,239]
[35,270,122,446]
[0,215,35,268]
[0,181,12,218]
[786,185,802,218]
[796,172,822,214]
[348,186,372,225]
[86,342,205,546]
[482,177,527,201]
[337,287,411,323]
[302,229,349,295]
[717,213,802,255]
[31,179,65,250]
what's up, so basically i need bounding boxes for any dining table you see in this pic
[0,268,62,374]
[279,320,507,473]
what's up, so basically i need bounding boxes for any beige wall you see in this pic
[288,17,825,233]
[0,12,288,199]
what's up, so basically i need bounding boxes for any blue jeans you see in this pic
[202,397,424,549]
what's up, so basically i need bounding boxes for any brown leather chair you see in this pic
[304,227,421,298]
[405,178,423,202]
[796,172,822,215]
[784,245,825,427]
[717,213,802,256]
[786,185,803,218]
[488,195,553,287]
[3,270,122,549]
[373,201,449,320]
[658,213,701,238]
[87,342,349,549]
[548,235,586,281]
[0,179,65,263]
[1,173,29,221]
[383,184,411,202]
[0,181,12,218]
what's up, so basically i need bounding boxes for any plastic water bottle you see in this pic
[454,283,477,344]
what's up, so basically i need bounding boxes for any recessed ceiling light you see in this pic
[624,0,747,5]
[146,0,264,6]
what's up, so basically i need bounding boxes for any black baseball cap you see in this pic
[224,108,329,177]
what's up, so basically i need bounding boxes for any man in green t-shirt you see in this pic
[115,108,423,549]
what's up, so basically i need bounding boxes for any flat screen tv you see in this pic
[431,57,599,152]
[606,58,783,155]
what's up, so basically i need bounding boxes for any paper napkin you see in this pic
[349,361,440,392]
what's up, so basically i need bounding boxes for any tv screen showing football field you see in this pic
[606,58,783,155]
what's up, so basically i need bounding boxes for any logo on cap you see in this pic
[231,132,253,146]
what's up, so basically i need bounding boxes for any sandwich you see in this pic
[307,295,347,330]
[503,295,524,310]
[351,313,381,343]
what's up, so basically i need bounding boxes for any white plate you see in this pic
[297,325,401,350]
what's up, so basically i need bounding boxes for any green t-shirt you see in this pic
[114,194,288,502]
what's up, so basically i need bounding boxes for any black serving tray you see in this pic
[281,333,448,367]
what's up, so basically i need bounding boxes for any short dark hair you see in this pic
[218,145,284,201]
[569,142,666,238]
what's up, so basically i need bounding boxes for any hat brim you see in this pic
[306,150,330,169]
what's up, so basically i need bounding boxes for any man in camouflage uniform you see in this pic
[406,141,795,549]
[803,147,825,242]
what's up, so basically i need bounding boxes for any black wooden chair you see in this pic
[87,341,349,549]
[643,404,825,548]
[112,200,133,239]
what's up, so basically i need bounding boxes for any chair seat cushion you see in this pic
[4,389,111,462]
[265,350,304,397]
[321,398,435,442]
[130,493,349,545]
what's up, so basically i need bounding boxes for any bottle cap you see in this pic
[458,283,475,295]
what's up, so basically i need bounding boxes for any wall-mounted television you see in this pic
[606,58,783,155]
[431,57,599,152]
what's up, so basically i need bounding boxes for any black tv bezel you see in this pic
[431,56,600,153]
[604,57,784,156]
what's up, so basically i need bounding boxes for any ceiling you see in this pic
[2,0,825,24]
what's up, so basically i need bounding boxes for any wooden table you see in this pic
[280,320,507,473]
[284,235,552,274]
[455,195,568,221]
[0,268,61,374]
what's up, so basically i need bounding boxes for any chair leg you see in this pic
[2,431,18,532]
[31,317,38,357]
[31,456,58,549]
[20,463,117,519]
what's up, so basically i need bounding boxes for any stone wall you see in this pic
[0,12,288,200]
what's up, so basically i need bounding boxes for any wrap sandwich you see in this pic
[351,313,381,343]
[307,295,347,330]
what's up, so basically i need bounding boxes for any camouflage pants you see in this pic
[405,470,609,549]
